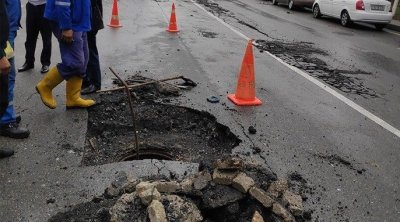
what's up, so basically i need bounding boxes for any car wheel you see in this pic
[340,10,351,27]
[288,0,295,10]
[313,4,321,18]
[272,0,278,5]
[375,24,386,31]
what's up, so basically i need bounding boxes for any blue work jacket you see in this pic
[5,0,21,34]
[44,0,91,32]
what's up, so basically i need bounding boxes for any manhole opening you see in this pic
[120,148,174,161]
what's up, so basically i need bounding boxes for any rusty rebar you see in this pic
[96,75,184,93]
[109,67,140,160]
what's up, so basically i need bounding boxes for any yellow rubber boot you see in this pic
[66,76,96,109]
[35,66,64,109]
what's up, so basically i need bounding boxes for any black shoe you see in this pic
[16,115,21,124]
[0,122,30,139]
[0,148,14,158]
[41,65,50,74]
[81,84,100,95]
[18,62,34,72]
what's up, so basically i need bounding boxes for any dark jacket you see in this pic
[0,0,9,58]
[44,0,91,31]
[91,0,104,31]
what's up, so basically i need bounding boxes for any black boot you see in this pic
[0,122,30,139]
[81,84,100,95]
[18,62,34,72]
[0,148,14,158]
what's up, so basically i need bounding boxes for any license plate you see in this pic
[371,5,385,11]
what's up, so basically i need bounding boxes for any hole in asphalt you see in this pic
[82,76,241,167]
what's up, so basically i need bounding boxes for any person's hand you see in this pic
[0,56,11,75]
[62,29,74,43]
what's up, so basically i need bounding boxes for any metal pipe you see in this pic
[109,67,140,160]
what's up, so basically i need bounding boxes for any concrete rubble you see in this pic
[192,171,212,190]
[148,200,168,222]
[251,210,265,222]
[249,186,275,208]
[282,190,304,216]
[109,192,136,222]
[212,169,239,185]
[273,203,296,222]
[232,172,255,193]
[162,195,203,222]
[267,177,289,198]
[60,162,307,221]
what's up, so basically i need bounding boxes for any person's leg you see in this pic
[65,32,95,108]
[20,2,40,71]
[36,24,64,109]
[39,4,52,71]
[0,34,30,139]
[82,30,101,94]
[82,31,96,87]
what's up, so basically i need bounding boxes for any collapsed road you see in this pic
[0,0,399,221]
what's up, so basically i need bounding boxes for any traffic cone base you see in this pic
[227,94,262,106]
[167,29,179,33]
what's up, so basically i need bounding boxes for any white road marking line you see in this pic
[384,29,400,36]
[191,0,400,138]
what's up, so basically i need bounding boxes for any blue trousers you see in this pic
[51,24,89,79]
[0,31,17,125]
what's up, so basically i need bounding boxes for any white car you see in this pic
[312,0,393,30]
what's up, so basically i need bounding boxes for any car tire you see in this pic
[272,0,278,5]
[375,24,386,31]
[340,10,351,27]
[288,0,295,10]
[313,4,321,18]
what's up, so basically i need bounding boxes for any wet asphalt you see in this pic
[0,0,399,221]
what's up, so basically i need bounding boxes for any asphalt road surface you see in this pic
[0,0,399,221]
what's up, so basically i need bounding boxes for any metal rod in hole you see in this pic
[109,67,140,160]
[96,75,184,93]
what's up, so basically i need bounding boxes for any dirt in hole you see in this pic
[199,30,218,38]
[83,90,241,166]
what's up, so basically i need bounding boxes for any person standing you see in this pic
[18,0,52,74]
[0,0,15,157]
[36,0,96,109]
[0,0,30,139]
[81,0,104,95]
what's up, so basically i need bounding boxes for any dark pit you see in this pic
[83,91,241,167]
[120,148,174,161]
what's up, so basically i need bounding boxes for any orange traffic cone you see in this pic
[227,40,262,106]
[108,0,122,28]
[167,3,179,33]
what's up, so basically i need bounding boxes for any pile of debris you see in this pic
[49,157,311,222]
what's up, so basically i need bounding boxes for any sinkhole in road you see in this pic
[82,81,241,167]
